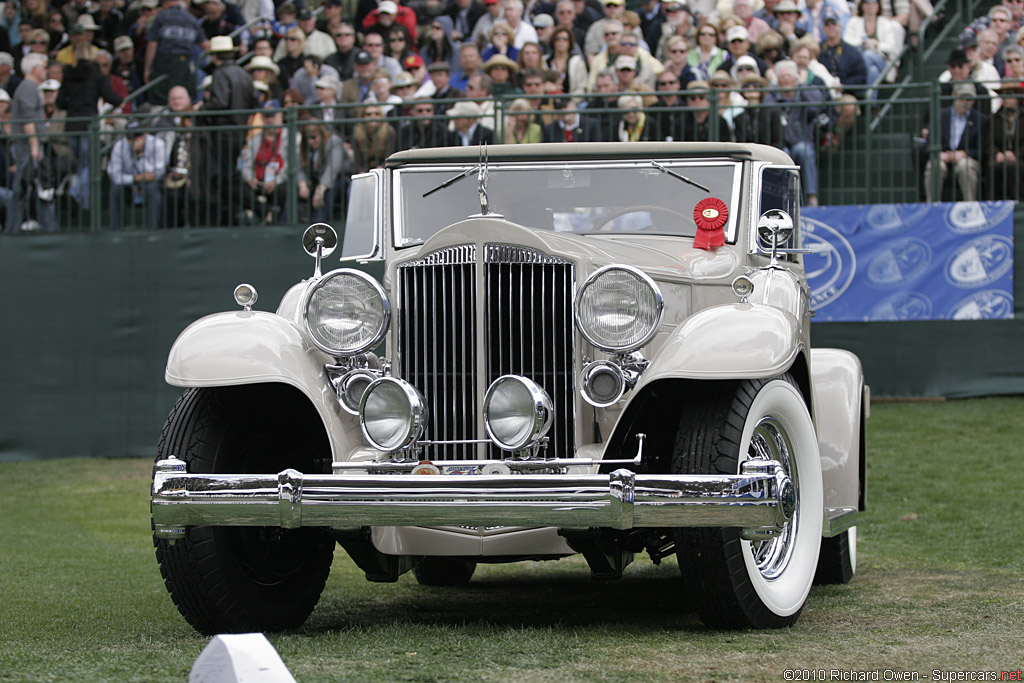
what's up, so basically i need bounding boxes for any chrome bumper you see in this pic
[151,456,796,539]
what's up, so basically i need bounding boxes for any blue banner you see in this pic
[802,202,1015,322]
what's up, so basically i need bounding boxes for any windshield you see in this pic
[394,160,741,247]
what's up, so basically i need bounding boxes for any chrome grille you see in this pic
[484,245,575,460]
[396,244,576,460]
[397,246,478,460]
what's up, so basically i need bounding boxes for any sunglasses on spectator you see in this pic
[737,65,756,71]
[668,47,686,53]
[605,30,621,36]
[335,32,354,37]
[31,39,48,44]
[657,79,678,85]
[390,37,405,41]
[699,31,716,37]
[687,94,708,100]
[620,41,637,47]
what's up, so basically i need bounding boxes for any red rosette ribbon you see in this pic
[693,198,728,250]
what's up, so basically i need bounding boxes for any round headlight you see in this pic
[359,377,427,452]
[574,265,664,353]
[304,269,390,356]
[483,376,552,451]
[580,360,626,408]
[337,369,377,415]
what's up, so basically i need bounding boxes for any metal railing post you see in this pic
[285,105,299,227]
[927,80,942,202]
[89,118,102,232]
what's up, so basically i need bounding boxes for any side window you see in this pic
[759,167,801,256]
[341,172,381,260]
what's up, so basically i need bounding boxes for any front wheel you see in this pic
[673,376,823,629]
[153,385,336,635]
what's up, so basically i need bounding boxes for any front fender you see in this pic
[166,311,326,388]
[165,311,356,461]
[639,303,805,386]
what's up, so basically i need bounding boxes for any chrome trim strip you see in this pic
[822,506,858,537]
[152,456,793,536]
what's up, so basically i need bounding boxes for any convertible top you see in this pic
[385,142,795,168]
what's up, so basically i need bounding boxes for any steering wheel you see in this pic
[594,205,693,233]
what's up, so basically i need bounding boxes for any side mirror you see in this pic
[302,223,338,278]
[756,210,807,262]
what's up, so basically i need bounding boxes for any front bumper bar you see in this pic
[151,456,796,539]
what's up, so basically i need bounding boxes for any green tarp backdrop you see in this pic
[2,211,1021,462]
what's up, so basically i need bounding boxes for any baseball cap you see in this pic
[113,35,133,52]
[40,79,60,91]
[355,50,373,65]
[726,25,748,42]
[404,53,424,69]
[615,54,637,70]
[378,0,398,14]
[533,13,554,28]
[822,7,841,23]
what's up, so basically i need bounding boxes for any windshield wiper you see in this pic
[422,166,477,198]
[650,161,711,193]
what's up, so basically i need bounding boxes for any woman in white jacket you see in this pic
[843,0,902,85]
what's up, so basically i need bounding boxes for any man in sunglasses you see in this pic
[584,0,627,59]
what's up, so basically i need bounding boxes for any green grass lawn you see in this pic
[2,398,1023,682]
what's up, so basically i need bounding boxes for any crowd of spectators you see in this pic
[0,0,1020,231]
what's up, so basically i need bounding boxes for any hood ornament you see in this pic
[421,143,503,220]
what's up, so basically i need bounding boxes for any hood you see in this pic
[393,216,740,284]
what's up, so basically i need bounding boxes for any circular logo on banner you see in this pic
[867,291,933,321]
[802,216,856,311]
[949,290,1014,320]
[864,204,930,234]
[866,237,932,287]
[945,235,1013,288]
[944,201,1016,235]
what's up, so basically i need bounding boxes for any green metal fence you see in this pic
[4,80,1017,234]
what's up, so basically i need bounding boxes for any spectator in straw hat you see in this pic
[245,54,282,101]
[56,14,99,66]
[144,0,209,104]
[446,99,493,145]
[202,34,257,225]
[482,53,521,95]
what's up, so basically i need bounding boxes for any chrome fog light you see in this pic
[483,375,552,451]
[731,274,754,301]
[233,283,258,310]
[337,369,377,415]
[581,360,626,408]
[575,265,663,353]
[359,377,427,452]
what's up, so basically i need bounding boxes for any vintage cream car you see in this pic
[152,142,866,634]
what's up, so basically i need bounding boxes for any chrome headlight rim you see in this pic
[580,360,626,408]
[337,368,379,416]
[483,375,553,452]
[574,264,664,354]
[358,377,428,452]
[302,268,391,357]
